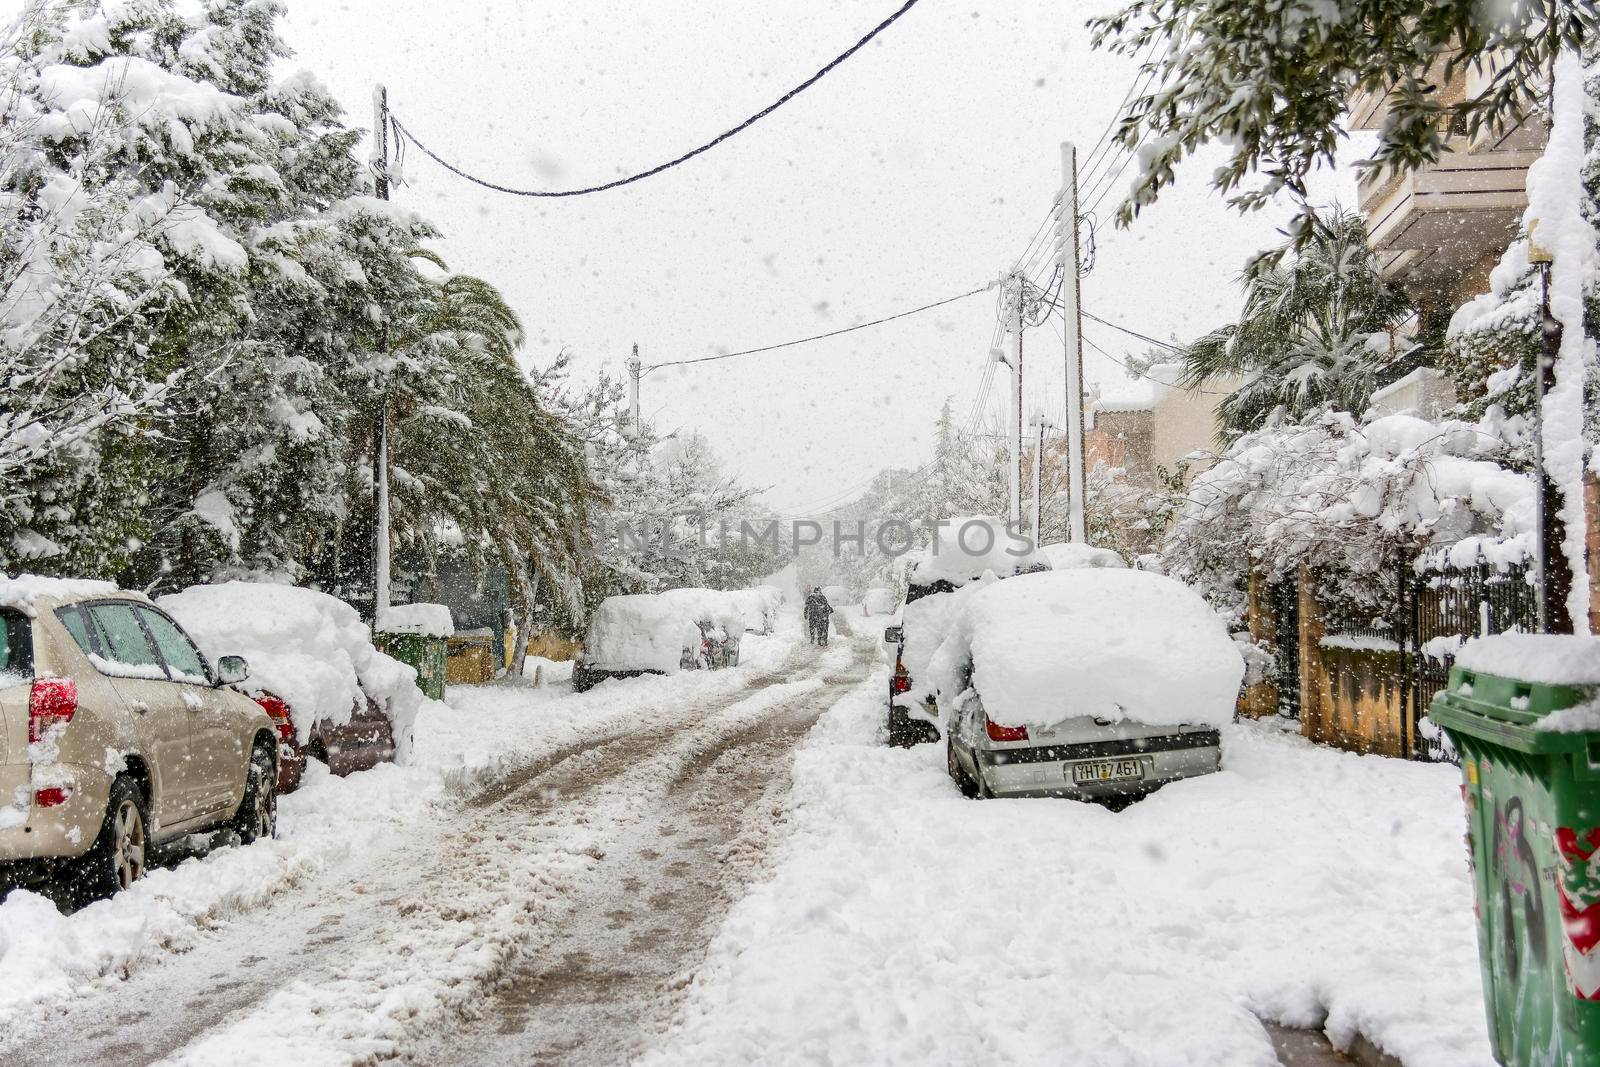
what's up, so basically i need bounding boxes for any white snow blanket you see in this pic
[928,569,1243,731]
[159,582,422,759]
[0,574,122,616]
[862,587,897,616]
[376,602,454,638]
[1036,541,1126,570]
[1456,633,1600,687]
[909,515,1038,587]
[581,594,702,673]
[644,683,1495,1067]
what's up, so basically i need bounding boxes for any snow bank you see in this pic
[909,516,1037,587]
[376,602,454,638]
[1036,541,1126,570]
[159,582,422,759]
[0,574,121,616]
[646,684,1493,1067]
[929,569,1243,730]
[581,594,702,673]
[1455,633,1600,687]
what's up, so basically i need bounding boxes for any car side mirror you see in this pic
[883,625,903,644]
[215,655,249,687]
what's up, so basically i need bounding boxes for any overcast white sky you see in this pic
[276,1,1349,513]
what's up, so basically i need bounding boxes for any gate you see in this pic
[1267,576,1301,719]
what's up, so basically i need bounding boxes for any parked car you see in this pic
[160,582,422,795]
[728,586,783,634]
[884,518,1049,748]
[573,589,744,692]
[938,568,1244,804]
[862,587,897,617]
[0,577,277,901]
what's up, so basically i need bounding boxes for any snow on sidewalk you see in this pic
[646,676,1493,1067]
[0,632,796,1023]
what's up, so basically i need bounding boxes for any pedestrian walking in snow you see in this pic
[804,588,833,646]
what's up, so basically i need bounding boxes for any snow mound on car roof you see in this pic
[159,582,422,758]
[582,594,704,673]
[0,574,125,616]
[908,516,1039,588]
[929,569,1243,731]
[655,588,744,636]
[1035,541,1126,570]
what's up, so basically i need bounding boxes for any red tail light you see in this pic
[984,715,1029,743]
[890,664,912,695]
[35,787,70,808]
[28,677,78,744]
[254,694,295,744]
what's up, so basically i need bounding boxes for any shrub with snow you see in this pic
[928,569,1244,732]
[159,582,422,761]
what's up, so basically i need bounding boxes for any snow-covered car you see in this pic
[885,517,1043,747]
[728,586,783,634]
[573,589,744,693]
[861,587,897,616]
[936,568,1244,803]
[0,576,278,901]
[160,583,423,795]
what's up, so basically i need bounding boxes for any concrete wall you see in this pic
[1149,376,1238,476]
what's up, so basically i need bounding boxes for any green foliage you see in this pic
[1178,210,1413,434]
[1088,0,1596,260]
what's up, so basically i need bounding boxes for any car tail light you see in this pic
[28,677,78,744]
[985,715,1029,743]
[34,786,70,808]
[254,694,295,744]
[890,663,912,695]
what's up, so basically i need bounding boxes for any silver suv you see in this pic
[0,583,277,902]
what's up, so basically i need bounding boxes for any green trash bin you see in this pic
[1429,647,1600,1067]
[374,603,452,702]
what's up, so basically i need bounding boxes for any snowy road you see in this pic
[0,629,869,1066]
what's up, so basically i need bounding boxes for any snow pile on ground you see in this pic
[1036,541,1126,570]
[909,516,1037,587]
[0,574,121,615]
[376,602,454,638]
[159,582,422,756]
[929,569,1244,730]
[522,655,575,686]
[647,681,1494,1067]
[1456,633,1600,686]
[581,594,703,672]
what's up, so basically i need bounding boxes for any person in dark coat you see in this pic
[803,588,833,645]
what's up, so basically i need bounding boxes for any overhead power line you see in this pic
[390,0,923,198]
[644,284,991,373]
[1081,309,1182,354]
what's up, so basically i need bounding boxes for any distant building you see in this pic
[1086,366,1241,486]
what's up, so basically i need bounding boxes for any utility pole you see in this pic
[1030,415,1053,544]
[626,343,643,440]
[1006,272,1024,528]
[1056,142,1088,544]
[371,84,392,620]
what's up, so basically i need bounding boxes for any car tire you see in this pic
[73,775,149,901]
[232,743,277,845]
[947,738,978,798]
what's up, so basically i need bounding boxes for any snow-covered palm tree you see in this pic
[1180,210,1413,435]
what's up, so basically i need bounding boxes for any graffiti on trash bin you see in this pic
[1493,796,1549,984]
[1555,825,1600,1000]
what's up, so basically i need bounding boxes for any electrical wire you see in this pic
[390,0,923,199]
[1076,38,1161,183]
[1081,308,1182,354]
[643,284,991,373]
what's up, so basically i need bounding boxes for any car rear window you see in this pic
[85,602,166,678]
[0,609,31,688]
[56,604,96,655]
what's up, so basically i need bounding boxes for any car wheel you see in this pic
[233,743,277,844]
[74,775,149,901]
[947,738,978,799]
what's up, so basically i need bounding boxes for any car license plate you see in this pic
[1070,758,1144,784]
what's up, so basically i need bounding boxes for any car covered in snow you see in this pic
[728,586,784,635]
[0,576,278,901]
[935,568,1244,803]
[861,587,897,617]
[159,583,423,795]
[884,517,1046,747]
[573,589,745,693]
